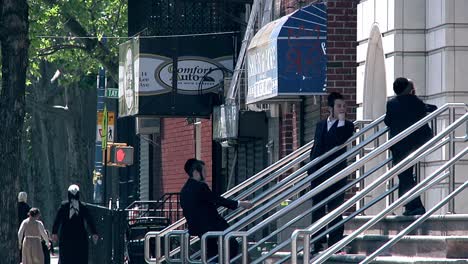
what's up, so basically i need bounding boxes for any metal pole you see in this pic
[303,234,310,264]
[448,108,455,213]
[242,235,248,264]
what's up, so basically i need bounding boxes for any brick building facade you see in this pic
[154,0,359,199]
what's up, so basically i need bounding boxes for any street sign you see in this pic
[97,111,115,143]
[105,88,119,98]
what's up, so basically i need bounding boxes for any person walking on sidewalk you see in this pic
[18,208,50,264]
[52,184,99,264]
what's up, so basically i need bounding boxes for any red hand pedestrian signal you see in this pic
[112,146,134,166]
[116,148,126,163]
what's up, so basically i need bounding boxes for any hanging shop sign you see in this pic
[118,34,236,117]
[246,3,327,104]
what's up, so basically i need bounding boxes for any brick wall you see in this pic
[279,103,300,158]
[278,0,358,159]
[160,117,213,194]
[323,0,358,120]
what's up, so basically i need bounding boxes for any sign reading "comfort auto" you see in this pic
[118,33,236,117]
[157,57,226,94]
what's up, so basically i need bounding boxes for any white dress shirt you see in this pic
[327,116,345,131]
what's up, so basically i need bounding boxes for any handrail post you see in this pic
[201,231,224,263]
[448,107,456,213]
[144,231,159,264]
[303,233,311,264]
[183,233,191,263]
[224,232,248,264]
[291,230,300,264]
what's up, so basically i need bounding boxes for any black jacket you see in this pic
[180,178,238,236]
[18,202,31,228]
[308,119,354,188]
[384,94,433,156]
[52,201,97,264]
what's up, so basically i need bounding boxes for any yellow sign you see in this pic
[96,111,115,142]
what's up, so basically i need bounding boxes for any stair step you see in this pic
[326,254,468,264]
[345,214,468,236]
[349,235,468,258]
[262,252,468,264]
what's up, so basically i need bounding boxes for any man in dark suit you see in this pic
[385,77,435,216]
[52,184,99,264]
[307,92,355,253]
[180,159,252,261]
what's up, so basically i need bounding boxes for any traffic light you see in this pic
[111,146,134,166]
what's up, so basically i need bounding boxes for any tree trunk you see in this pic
[21,61,97,230]
[0,0,29,263]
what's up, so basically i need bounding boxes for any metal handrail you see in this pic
[289,136,450,263]
[219,124,388,262]
[361,171,468,263]
[250,157,393,264]
[161,119,379,263]
[297,111,468,264]
[223,103,466,263]
[145,118,381,263]
[316,146,468,264]
[144,134,314,263]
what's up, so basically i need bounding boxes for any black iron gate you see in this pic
[87,204,127,264]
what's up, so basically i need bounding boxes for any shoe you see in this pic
[403,207,426,216]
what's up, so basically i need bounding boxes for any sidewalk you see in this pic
[50,254,58,264]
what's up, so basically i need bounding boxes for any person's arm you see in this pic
[82,204,98,234]
[38,221,50,247]
[82,204,99,244]
[308,122,323,175]
[18,220,25,249]
[425,103,437,113]
[200,183,238,210]
[52,204,64,242]
[384,101,392,127]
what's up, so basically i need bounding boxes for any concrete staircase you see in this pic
[328,214,468,263]
[264,214,468,263]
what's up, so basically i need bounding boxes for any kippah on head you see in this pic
[393,77,410,95]
[327,92,344,107]
[68,184,80,195]
[184,159,198,174]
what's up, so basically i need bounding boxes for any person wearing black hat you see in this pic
[180,158,253,261]
[52,184,99,264]
[384,77,435,216]
[307,92,355,253]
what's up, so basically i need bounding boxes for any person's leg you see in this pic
[393,151,425,213]
[326,191,346,247]
[311,189,328,252]
[229,237,240,260]
[205,236,218,262]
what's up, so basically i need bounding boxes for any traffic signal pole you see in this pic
[95,67,106,204]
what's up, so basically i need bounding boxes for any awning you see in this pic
[246,3,327,104]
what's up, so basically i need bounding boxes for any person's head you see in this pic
[327,92,346,118]
[393,77,415,96]
[28,208,40,219]
[68,184,80,201]
[18,192,28,203]
[184,158,206,181]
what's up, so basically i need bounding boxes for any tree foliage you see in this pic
[29,0,127,83]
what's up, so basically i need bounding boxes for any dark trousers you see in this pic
[203,235,239,262]
[392,150,425,211]
[42,240,50,264]
[311,181,346,251]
